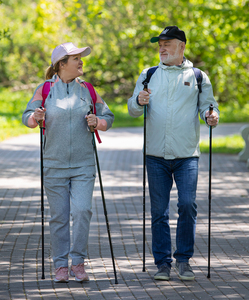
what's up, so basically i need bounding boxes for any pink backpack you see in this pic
[41,81,102,143]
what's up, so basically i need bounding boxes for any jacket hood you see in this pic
[159,57,193,70]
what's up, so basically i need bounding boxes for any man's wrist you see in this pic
[136,95,143,106]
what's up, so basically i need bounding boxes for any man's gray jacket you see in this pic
[128,58,219,159]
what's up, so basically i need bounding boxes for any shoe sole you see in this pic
[154,275,170,281]
[54,278,69,283]
[178,275,195,280]
[70,271,89,282]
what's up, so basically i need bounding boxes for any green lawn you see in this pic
[0,88,246,155]
[199,135,244,154]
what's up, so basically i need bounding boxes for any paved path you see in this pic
[0,125,248,300]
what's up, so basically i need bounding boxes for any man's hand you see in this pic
[205,110,219,126]
[138,89,151,106]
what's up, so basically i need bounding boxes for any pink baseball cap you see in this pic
[51,42,91,66]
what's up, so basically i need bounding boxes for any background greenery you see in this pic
[0,0,248,153]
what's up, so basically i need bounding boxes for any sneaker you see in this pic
[175,261,195,280]
[70,263,89,282]
[154,265,171,281]
[54,267,69,283]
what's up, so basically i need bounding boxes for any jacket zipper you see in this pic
[67,83,71,167]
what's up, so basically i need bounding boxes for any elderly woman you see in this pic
[22,42,114,283]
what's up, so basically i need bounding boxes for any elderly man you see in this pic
[128,26,219,281]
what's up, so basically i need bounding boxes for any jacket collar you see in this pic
[159,56,193,70]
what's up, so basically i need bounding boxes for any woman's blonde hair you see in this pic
[45,55,70,79]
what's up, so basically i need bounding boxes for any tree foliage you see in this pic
[0,0,248,109]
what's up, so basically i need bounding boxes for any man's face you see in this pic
[158,39,184,66]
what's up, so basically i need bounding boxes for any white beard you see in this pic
[160,43,182,65]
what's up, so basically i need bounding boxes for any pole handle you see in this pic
[143,82,148,92]
[209,104,214,115]
[89,125,95,133]
[87,106,95,133]
[38,106,44,129]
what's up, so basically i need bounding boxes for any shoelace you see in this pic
[180,263,192,273]
[73,262,88,273]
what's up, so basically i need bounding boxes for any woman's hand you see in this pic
[33,107,46,121]
[86,113,98,128]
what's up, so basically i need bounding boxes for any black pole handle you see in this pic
[87,105,95,133]
[209,104,214,115]
[143,82,148,92]
[38,106,44,129]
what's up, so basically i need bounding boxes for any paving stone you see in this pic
[0,126,249,299]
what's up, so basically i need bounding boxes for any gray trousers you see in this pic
[44,166,96,269]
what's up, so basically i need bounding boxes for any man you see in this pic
[128,26,219,281]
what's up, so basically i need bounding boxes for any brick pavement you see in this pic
[0,126,248,300]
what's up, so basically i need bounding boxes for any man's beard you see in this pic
[160,52,181,65]
[160,44,181,65]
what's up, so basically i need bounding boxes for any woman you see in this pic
[22,42,114,283]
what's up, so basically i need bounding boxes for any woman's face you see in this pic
[61,54,83,79]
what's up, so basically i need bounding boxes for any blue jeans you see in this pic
[146,155,198,269]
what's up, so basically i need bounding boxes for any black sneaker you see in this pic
[175,261,195,280]
[154,265,170,281]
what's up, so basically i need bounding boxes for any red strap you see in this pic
[84,81,102,144]
[41,81,51,107]
[41,81,51,134]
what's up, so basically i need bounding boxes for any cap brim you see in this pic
[151,36,176,43]
[68,46,91,57]
[150,37,159,43]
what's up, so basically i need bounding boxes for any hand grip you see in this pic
[209,104,214,114]
[143,82,148,92]
[38,106,44,128]
[87,106,95,133]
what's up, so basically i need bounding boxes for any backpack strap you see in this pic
[192,67,203,103]
[41,81,51,107]
[84,81,102,144]
[142,66,158,87]
[41,81,51,134]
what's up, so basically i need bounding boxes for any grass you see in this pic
[0,89,38,142]
[200,135,245,154]
[0,88,247,154]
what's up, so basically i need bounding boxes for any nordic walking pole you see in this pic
[38,108,45,280]
[142,82,148,272]
[88,108,118,284]
[207,103,213,279]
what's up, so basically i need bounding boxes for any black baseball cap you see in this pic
[150,26,187,44]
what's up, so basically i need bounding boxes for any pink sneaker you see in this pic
[70,263,89,282]
[54,267,69,283]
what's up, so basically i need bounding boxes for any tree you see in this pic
[0,0,248,109]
